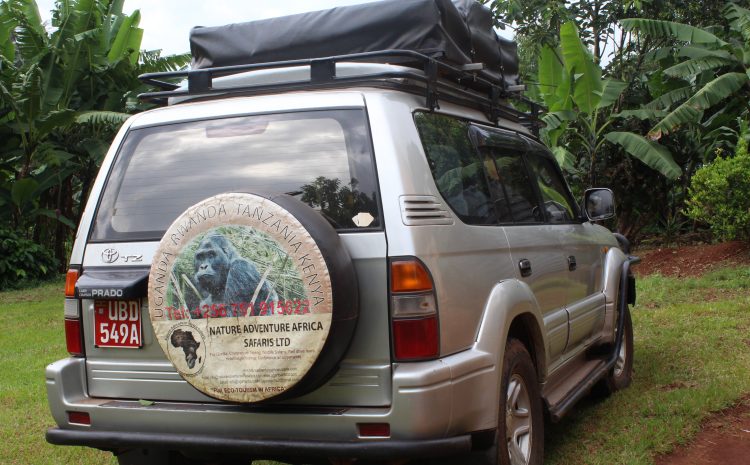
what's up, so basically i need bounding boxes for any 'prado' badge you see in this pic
[148,193,333,403]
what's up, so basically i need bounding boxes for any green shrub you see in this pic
[686,138,750,241]
[0,229,59,290]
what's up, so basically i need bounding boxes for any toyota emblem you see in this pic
[102,248,120,263]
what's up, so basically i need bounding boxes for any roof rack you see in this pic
[138,50,543,136]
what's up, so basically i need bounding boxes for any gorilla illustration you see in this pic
[170,329,201,369]
[189,233,278,317]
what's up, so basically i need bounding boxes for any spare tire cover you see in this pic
[148,192,358,403]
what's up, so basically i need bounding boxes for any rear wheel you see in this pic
[497,338,543,465]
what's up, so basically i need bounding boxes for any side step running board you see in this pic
[547,256,640,422]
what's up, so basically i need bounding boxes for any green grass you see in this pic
[0,281,114,465]
[546,267,750,464]
[2,268,749,464]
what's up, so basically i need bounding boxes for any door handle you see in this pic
[568,255,577,271]
[519,259,532,277]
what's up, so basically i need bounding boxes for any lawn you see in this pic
[546,266,750,464]
[1,267,749,464]
[0,282,113,465]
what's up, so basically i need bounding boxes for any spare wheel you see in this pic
[147,192,358,403]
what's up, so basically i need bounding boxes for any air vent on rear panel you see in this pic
[399,195,453,226]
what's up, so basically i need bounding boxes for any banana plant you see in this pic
[621,3,750,139]
[536,21,681,183]
[0,0,189,267]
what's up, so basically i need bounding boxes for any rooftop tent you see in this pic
[189,0,520,90]
[452,0,519,85]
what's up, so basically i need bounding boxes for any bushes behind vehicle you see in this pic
[0,228,59,290]
[686,137,750,242]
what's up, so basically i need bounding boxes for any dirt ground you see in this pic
[636,241,750,464]
[635,240,750,277]
[655,397,750,465]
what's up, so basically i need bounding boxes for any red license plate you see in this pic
[94,300,142,348]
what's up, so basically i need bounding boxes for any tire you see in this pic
[148,192,359,403]
[497,338,544,465]
[267,193,360,401]
[602,305,634,393]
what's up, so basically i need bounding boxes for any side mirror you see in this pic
[583,188,615,221]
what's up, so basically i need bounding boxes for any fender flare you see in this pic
[474,279,548,391]
[601,246,629,344]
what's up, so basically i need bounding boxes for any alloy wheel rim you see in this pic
[614,335,627,377]
[506,373,532,465]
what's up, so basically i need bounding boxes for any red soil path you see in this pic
[655,397,750,465]
[637,241,750,464]
[635,240,750,277]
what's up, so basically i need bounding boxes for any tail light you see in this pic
[65,269,78,298]
[64,268,84,357]
[390,259,439,361]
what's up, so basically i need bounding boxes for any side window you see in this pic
[479,152,513,222]
[525,150,578,223]
[486,148,544,223]
[470,125,543,224]
[414,113,498,225]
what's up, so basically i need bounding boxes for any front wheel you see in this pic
[498,339,544,465]
[602,305,634,393]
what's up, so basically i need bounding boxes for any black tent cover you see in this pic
[189,0,519,90]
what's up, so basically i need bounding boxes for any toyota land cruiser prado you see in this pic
[45,1,638,464]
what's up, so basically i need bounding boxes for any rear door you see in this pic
[81,105,392,406]
[470,126,570,368]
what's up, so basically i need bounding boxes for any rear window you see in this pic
[91,109,380,242]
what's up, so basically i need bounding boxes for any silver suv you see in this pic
[45,3,637,465]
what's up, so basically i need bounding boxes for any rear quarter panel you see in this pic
[363,90,528,355]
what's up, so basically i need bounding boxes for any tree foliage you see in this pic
[685,135,750,241]
[535,22,680,185]
[492,0,750,243]
[0,227,58,289]
[0,0,189,270]
[623,4,750,138]
[491,0,642,63]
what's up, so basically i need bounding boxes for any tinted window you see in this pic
[91,110,380,241]
[487,149,544,223]
[525,150,577,223]
[415,113,498,225]
[479,152,513,222]
[470,124,544,224]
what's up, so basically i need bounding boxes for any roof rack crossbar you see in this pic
[138,76,180,91]
[137,49,543,135]
[424,59,439,111]
[139,50,508,96]
[141,50,494,84]
[188,70,212,93]
[311,59,336,84]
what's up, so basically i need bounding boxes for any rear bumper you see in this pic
[46,347,497,460]
[46,428,472,460]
